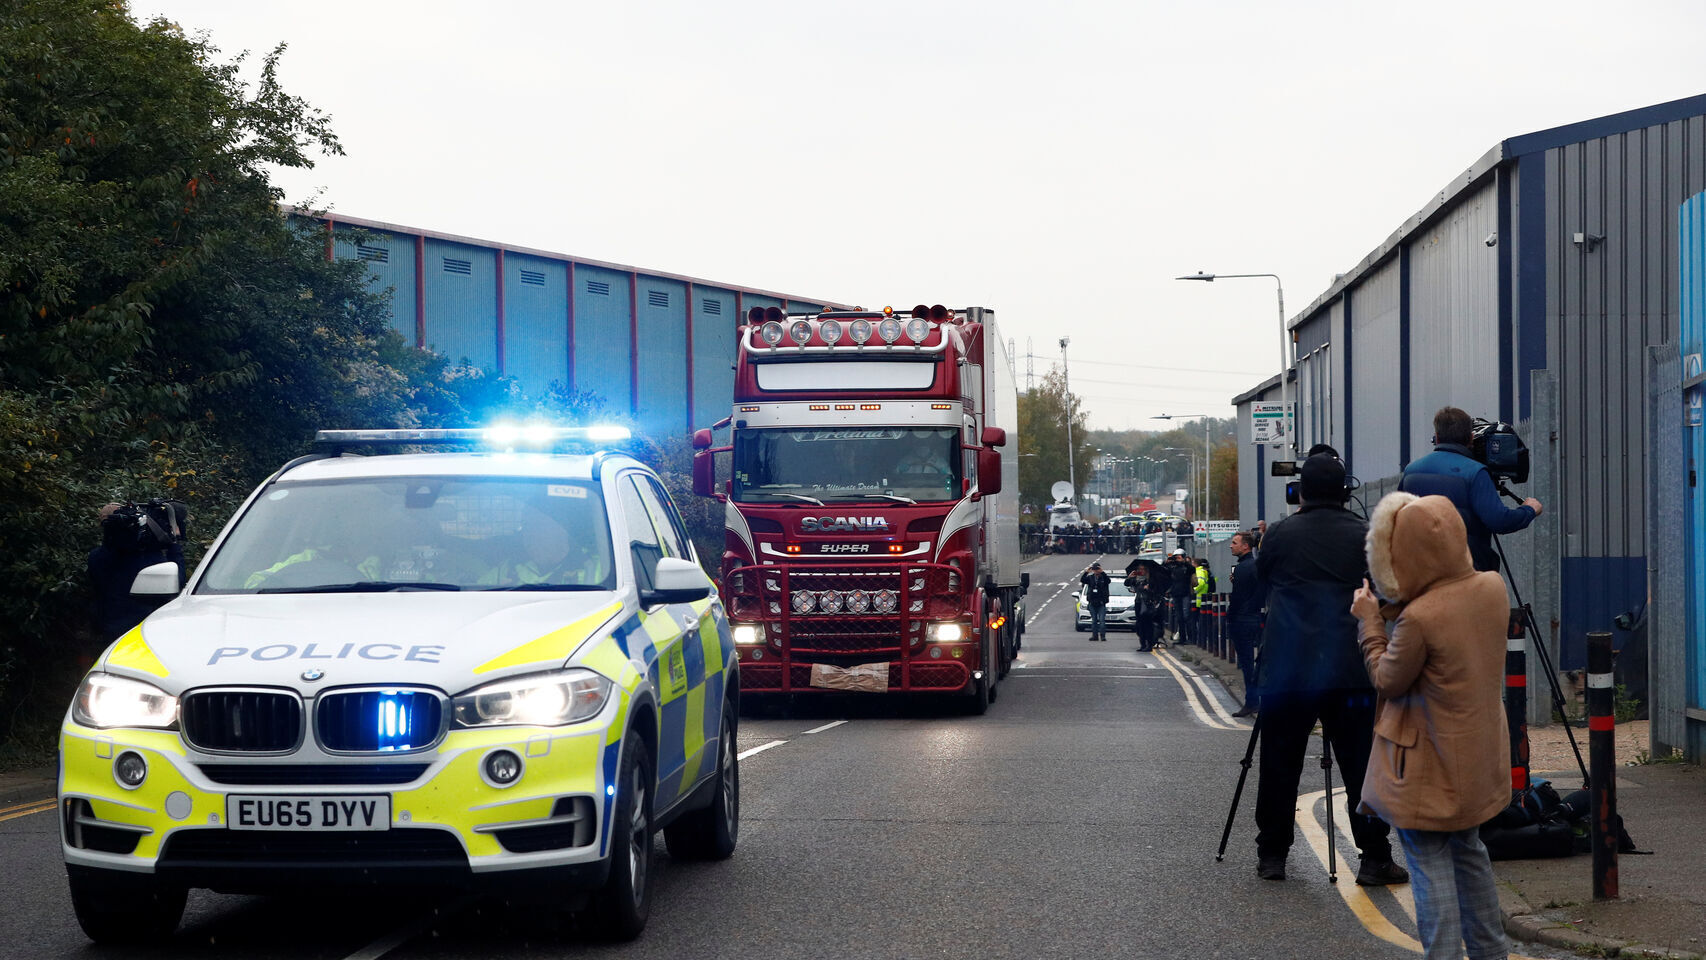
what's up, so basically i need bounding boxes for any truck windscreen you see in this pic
[732,427,962,504]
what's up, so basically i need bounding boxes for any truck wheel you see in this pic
[583,731,653,941]
[67,865,186,945]
[663,700,739,861]
[962,669,991,715]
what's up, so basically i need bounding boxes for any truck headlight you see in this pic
[452,669,613,728]
[73,673,178,730]
[927,623,963,643]
[732,624,762,645]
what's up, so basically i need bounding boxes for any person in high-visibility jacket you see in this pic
[1188,560,1210,644]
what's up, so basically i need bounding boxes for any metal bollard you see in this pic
[1505,608,1530,793]
[1586,630,1618,901]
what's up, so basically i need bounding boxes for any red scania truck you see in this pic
[692,304,1025,712]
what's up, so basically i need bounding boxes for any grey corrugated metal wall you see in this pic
[1407,181,1501,457]
[1349,258,1402,479]
[1544,119,1706,563]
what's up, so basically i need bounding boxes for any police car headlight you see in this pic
[73,673,178,730]
[452,669,613,728]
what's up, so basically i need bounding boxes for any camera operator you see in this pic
[87,502,185,644]
[1400,406,1541,572]
[1250,453,1406,886]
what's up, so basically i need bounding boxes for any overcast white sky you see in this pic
[128,0,1706,430]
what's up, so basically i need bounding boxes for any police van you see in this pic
[59,428,738,944]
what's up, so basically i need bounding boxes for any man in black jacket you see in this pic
[1165,549,1193,642]
[1079,562,1111,641]
[1125,559,1168,651]
[1251,453,1407,887]
[1227,529,1264,717]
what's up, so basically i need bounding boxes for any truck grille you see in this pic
[316,690,444,753]
[729,563,959,656]
[181,691,303,753]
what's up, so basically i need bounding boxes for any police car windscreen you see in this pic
[732,427,962,504]
[195,478,617,593]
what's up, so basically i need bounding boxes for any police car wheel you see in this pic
[584,730,653,941]
[663,700,739,861]
[67,865,186,945]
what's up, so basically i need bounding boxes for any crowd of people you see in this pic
[1023,516,1195,555]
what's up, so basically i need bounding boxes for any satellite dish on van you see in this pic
[1050,481,1074,502]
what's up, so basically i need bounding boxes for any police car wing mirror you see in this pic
[645,557,713,606]
[129,560,181,597]
[975,449,1002,495]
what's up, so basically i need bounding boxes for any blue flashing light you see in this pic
[375,692,413,752]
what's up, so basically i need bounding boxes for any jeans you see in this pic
[1254,689,1391,863]
[1088,604,1106,635]
[1398,827,1508,960]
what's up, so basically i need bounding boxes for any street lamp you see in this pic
[1162,446,1200,519]
[1059,337,1075,506]
[1153,413,1214,519]
[1176,272,1292,459]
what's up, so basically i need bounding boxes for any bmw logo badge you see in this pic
[301,669,325,682]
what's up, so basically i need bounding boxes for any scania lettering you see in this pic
[693,304,1024,713]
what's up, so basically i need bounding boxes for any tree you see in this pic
[1016,370,1094,512]
[0,1,471,764]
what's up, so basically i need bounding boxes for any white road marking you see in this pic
[737,739,788,760]
[1006,673,1167,680]
[1154,646,1250,729]
[801,720,847,735]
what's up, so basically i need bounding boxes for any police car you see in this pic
[59,428,738,944]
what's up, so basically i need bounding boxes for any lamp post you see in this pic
[1153,413,1214,519]
[1176,272,1292,459]
[1059,337,1075,506]
[1162,446,1200,519]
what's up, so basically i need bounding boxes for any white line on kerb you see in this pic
[737,739,788,760]
[801,720,847,735]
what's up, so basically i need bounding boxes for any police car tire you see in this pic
[67,866,186,945]
[585,730,654,941]
[663,700,739,861]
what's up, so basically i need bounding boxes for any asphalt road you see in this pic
[0,551,1569,959]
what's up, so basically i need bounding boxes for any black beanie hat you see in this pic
[1299,453,1347,503]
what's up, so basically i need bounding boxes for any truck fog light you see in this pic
[732,624,761,645]
[928,623,963,643]
[483,749,523,787]
[113,751,147,789]
[930,647,942,659]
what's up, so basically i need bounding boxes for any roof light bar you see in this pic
[314,426,632,448]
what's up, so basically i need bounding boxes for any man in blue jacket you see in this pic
[1400,406,1543,572]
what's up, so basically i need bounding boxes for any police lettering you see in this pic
[208,643,444,665]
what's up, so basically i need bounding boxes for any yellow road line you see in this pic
[1296,788,1545,960]
[0,799,56,823]
[1150,647,1234,730]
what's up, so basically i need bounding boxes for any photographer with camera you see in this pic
[1401,406,1541,572]
[1251,452,1406,886]
[87,500,187,643]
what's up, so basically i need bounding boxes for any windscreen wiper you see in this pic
[482,584,606,592]
[857,493,917,504]
[255,581,462,594]
[765,493,825,506]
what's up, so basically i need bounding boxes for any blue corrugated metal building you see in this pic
[304,210,853,436]
[1231,94,1706,747]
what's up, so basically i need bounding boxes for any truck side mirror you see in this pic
[976,449,1002,495]
[981,426,1006,447]
[692,448,718,498]
[692,428,714,451]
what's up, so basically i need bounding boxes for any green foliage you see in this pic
[0,1,483,762]
[1016,370,1093,511]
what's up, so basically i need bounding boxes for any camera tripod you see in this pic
[1492,481,1590,788]
[1214,716,1339,883]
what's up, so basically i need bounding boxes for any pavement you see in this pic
[1184,640,1706,960]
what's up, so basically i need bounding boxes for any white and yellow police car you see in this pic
[60,428,738,944]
